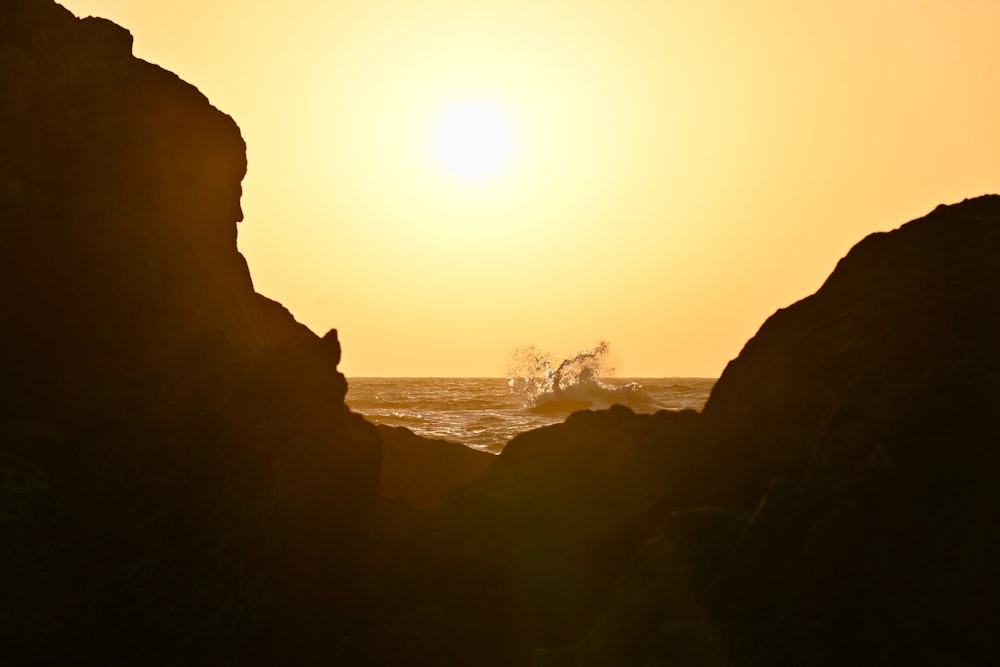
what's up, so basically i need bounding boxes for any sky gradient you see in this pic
[60,0,1000,376]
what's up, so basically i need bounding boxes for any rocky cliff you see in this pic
[1,2,380,663]
[703,195,1000,489]
[1,0,313,415]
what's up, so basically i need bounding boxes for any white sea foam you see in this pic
[506,341,658,412]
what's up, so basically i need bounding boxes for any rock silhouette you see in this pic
[1,2,379,663]
[377,424,495,510]
[3,2,1000,665]
[703,194,1000,491]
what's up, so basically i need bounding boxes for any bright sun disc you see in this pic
[433,100,515,182]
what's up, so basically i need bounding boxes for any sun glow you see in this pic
[432,100,515,182]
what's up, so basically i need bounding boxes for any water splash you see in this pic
[507,341,612,396]
[506,341,655,413]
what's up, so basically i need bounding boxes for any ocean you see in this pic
[346,376,716,453]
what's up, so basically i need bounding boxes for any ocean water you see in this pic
[346,352,715,455]
[346,344,715,452]
[346,377,715,453]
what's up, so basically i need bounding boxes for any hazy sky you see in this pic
[60,0,1000,377]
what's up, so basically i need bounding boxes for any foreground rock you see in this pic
[377,424,495,510]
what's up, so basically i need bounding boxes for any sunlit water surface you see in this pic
[346,377,715,453]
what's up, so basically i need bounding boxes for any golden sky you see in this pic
[61,0,1000,377]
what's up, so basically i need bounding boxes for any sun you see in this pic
[432,100,515,182]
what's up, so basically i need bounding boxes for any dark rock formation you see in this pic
[0,0,313,418]
[434,407,703,661]
[702,195,1000,492]
[0,2,380,663]
[538,506,748,667]
[377,424,494,510]
[700,361,1000,666]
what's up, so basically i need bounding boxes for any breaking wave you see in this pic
[506,341,657,413]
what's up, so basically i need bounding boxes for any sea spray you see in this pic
[506,341,655,412]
